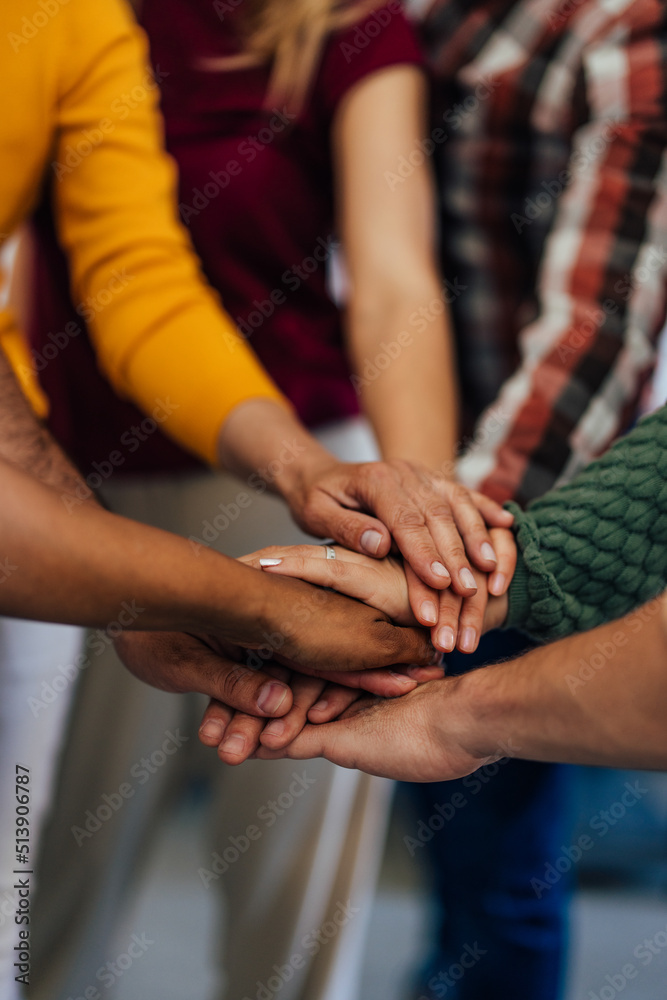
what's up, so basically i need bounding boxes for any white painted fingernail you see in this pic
[259,558,283,567]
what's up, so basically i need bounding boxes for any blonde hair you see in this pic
[200,0,382,116]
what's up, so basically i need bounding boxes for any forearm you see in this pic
[452,594,667,769]
[348,280,458,469]
[0,346,93,502]
[217,398,337,499]
[0,456,274,637]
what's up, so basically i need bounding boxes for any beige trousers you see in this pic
[29,418,393,1000]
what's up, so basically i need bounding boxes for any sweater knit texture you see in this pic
[505,405,667,642]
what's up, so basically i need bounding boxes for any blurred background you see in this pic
[104,768,667,1000]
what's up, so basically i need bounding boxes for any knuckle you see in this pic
[220,664,254,705]
[337,513,364,541]
[327,559,349,580]
[449,481,472,504]
[388,457,413,477]
[393,503,428,530]
[425,500,455,523]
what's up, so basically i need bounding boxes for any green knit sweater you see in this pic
[505,404,667,643]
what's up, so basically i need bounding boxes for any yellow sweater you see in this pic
[0,0,287,465]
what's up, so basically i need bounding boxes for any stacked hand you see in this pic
[193,526,516,767]
[113,445,517,772]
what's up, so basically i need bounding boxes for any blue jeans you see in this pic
[407,630,575,1000]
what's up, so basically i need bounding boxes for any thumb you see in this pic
[254,722,342,765]
[300,494,392,559]
[184,649,294,719]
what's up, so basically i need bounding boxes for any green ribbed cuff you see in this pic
[505,549,532,631]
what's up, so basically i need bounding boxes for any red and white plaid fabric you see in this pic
[418,0,667,504]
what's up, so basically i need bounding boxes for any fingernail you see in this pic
[220,733,246,756]
[361,529,384,555]
[481,542,497,563]
[257,682,289,715]
[489,572,506,596]
[420,600,438,625]
[389,670,412,687]
[436,627,455,652]
[459,568,477,591]
[199,720,225,742]
[259,558,282,567]
[311,699,329,713]
[263,719,286,739]
[459,627,477,652]
[429,647,445,666]
[431,561,451,580]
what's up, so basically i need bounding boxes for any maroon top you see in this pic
[29,1,423,472]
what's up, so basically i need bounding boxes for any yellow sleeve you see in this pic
[52,0,288,466]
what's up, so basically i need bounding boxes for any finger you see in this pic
[254,702,382,766]
[253,725,328,762]
[470,490,515,527]
[313,666,418,697]
[260,675,327,750]
[396,663,446,681]
[183,650,293,719]
[240,544,325,570]
[346,464,456,588]
[307,684,361,722]
[217,711,266,765]
[488,527,517,596]
[199,698,233,747]
[259,554,379,606]
[404,561,439,627]
[304,493,393,559]
[446,481,500,573]
[414,492,481,597]
[456,584,489,654]
[433,588,463,652]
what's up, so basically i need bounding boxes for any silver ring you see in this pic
[322,544,336,560]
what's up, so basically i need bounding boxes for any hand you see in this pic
[282,457,514,618]
[225,569,438,673]
[114,630,297,718]
[198,668,363,765]
[252,679,501,782]
[197,660,445,764]
[243,536,512,653]
[217,400,512,625]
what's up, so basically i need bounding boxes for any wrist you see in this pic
[274,443,338,504]
[182,549,274,645]
[440,666,518,762]
[216,397,337,502]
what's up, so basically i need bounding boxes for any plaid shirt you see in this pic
[417,0,667,505]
